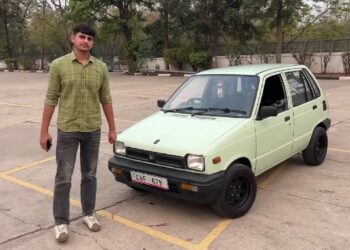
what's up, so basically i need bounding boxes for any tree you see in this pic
[0,0,36,66]
[262,0,344,63]
[68,0,153,73]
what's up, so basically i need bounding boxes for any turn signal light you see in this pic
[111,167,123,176]
[212,156,221,164]
[180,183,199,192]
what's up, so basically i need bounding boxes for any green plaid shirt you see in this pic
[45,52,112,132]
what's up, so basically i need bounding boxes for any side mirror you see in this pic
[258,106,278,120]
[157,99,166,108]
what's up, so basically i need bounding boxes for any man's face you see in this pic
[72,32,94,52]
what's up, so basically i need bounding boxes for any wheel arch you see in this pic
[316,118,331,131]
[230,157,252,170]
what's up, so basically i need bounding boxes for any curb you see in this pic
[339,76,350,80]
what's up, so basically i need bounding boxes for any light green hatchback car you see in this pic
[108,64,330,218]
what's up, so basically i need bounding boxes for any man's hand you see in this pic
[108,130,117,144]
[40,132,52,151]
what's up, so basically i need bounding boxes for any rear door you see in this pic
[283,69,321,154]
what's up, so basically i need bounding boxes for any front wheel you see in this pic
[212,164,257,218]
[302,127,328,166]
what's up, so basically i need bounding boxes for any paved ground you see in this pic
[0,72,349,250]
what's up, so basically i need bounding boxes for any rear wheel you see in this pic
[212,163,257,218]
[302,127,328,166]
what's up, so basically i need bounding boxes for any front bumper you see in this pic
[108,156,225,204]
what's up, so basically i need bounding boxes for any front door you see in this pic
[255,74,294,175]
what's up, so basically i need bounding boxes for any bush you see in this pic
[4,58,16,71]
[164,48,190,70]
[189,51,212,72]
[19,58,36,70]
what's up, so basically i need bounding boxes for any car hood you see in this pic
[118,111,246,156]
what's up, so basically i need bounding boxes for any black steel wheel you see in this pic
[302,127,328,166]
[212,163,257,218]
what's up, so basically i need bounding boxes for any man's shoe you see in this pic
[83,214,101,232]
[54,224,68,242]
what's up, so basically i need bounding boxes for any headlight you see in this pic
[187,154,205,171]
[114,141,126,155]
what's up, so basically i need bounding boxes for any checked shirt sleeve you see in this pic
[99,63,112,104]
[45,60,60,107]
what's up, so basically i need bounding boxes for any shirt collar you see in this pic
[69,51,95,64]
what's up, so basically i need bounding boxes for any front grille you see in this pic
[126,147,186,169]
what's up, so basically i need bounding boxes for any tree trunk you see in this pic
[41,0,46,70]
[211,0,221,68]
[276,0,283,63]
[2,0,13,58]
[163,0,169,70]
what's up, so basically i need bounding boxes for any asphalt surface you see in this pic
[0,72,349,250]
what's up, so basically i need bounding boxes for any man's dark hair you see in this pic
[73,24,96,37]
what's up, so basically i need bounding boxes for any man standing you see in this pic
[39,24,116,242]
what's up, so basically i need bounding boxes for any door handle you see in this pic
[284,116,290,122]
[313,105,317,110]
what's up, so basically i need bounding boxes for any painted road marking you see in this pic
[3,157,56,175]
[259,164,286,189]
[0,116,42,129]
[116,86,172,95]
[0,102,33,108]
[97,210,200,250]
[329,147,350,154]
[2,148,349,248]
[0,172,217,250]
[330,109,350,112]
[197,219,232,249]
[115,118,137,124]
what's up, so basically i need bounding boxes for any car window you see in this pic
[285,71,309,107]
[302,69,321,98]
[166,77,207,108]
[300,71,314,101]
[259,74,288,113]
[163,75,259,117]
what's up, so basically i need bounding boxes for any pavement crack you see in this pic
[0,209,42,229]
[331,118,350,127]
[96,194,146,211]
[0,227,44,246]
[71,230,110,250]
[327,157,350,165]
[146,222,168,228]
[0,215,83,246]
[259,187,350,209]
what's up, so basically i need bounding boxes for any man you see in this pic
[39,24,116,242]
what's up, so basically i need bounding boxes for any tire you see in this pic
[302,127,328,166]
[212,163,257,218]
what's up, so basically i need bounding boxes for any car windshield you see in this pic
[163,75,259,117]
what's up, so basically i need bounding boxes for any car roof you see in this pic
[196,64,303,77]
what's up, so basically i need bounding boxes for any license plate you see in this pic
[130,171,169,190]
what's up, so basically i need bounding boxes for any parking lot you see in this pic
[0,72,349,250]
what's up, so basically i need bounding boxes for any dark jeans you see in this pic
[53,129,101,225]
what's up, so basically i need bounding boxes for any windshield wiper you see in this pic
[212,108,246,114]
[163,107,206,113]
[203,107,247,115]
[191,107,247,116]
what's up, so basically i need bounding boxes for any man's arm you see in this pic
[40,60,59,151]
[40,105,55,150]
[102,103,116,144]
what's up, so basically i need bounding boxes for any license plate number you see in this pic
[130,171,169,190]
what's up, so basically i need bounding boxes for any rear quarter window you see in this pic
[302,69,321,98]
